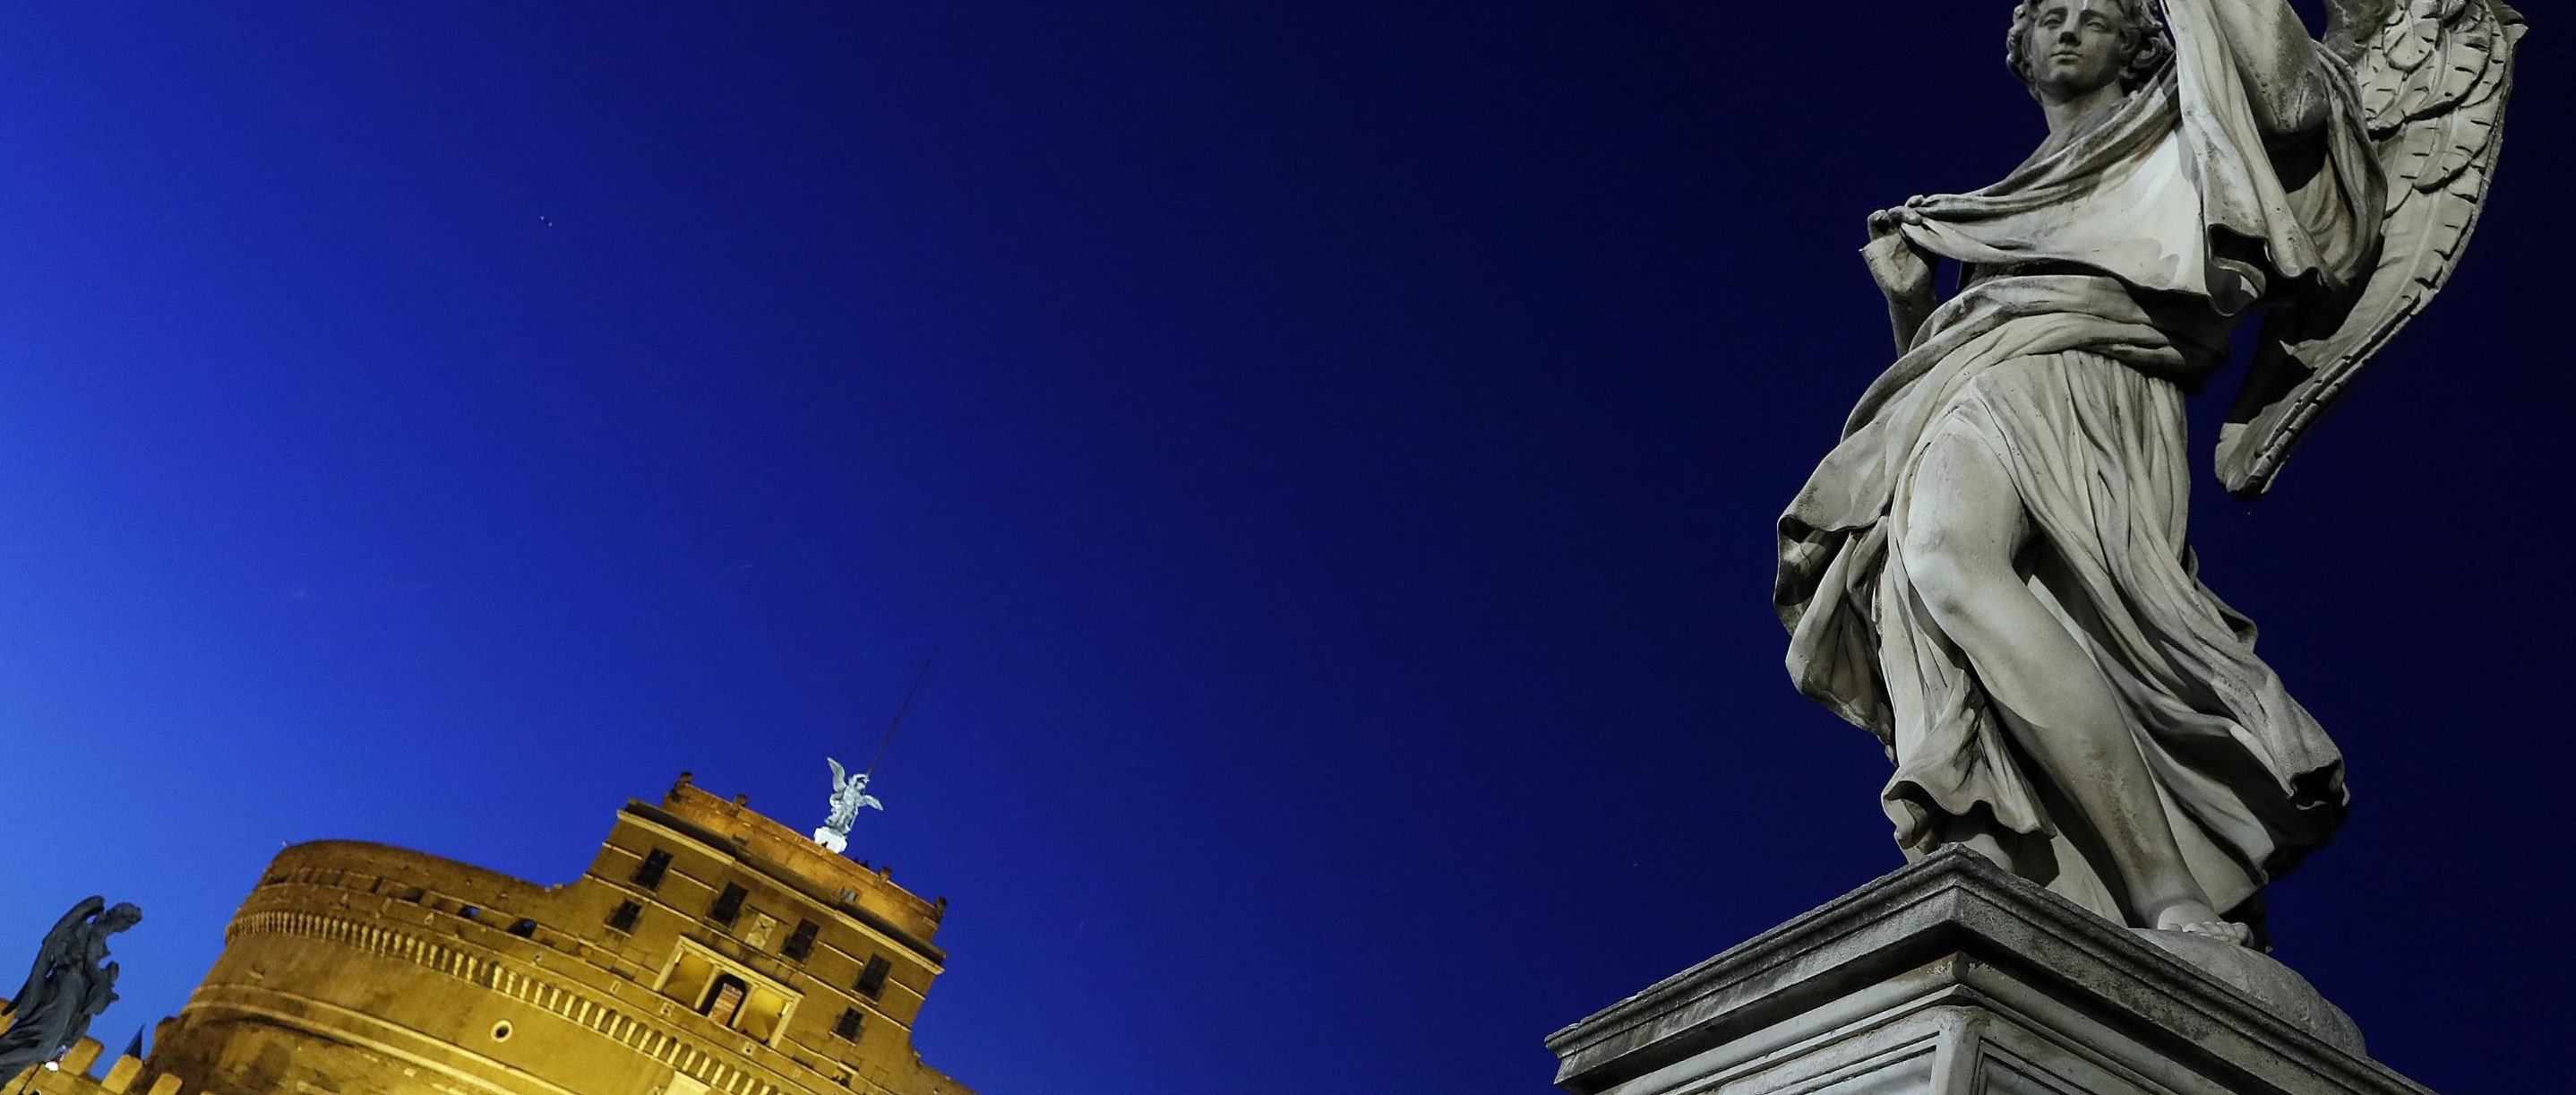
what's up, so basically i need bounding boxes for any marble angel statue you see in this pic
[1777,0,2522,946]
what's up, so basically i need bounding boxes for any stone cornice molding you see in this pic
[228,909,846,1095]
[618,805,947,967]
[1545,849,2431,1095]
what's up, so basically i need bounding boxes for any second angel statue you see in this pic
[1777,0,2521,947]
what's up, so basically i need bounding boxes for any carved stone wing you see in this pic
[2216,0,2525,499]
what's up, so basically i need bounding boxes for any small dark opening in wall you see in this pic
[460,905,479,920]
[854,955,889,999]
[700,974,751,1028]
[507,918,537,937]
[606,901,642,933]
[708,884,748,927]
[782,919,819,961]
[833,1007,864,1040]
[631,848,673,891]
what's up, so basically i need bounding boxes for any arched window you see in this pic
[699,974,751,1028]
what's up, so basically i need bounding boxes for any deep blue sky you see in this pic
[0,2,2563,1091]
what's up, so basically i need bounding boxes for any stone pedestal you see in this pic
[1546,849,2434,1095]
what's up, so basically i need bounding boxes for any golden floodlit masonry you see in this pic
[20,775,978,1095]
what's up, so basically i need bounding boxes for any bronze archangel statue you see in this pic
[1777,0,2522,946]
[812,756,885,856]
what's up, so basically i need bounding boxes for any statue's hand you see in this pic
[1867,197,1930,239]
[1861,232,1935,304]
[1860,222,1938,352]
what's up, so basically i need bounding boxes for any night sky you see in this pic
[0,2,2564,1091]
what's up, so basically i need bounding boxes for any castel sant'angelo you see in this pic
[15,775,978,1095]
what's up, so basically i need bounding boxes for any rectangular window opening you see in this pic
[782,919,819,961]
[854,955,889,999]
[507,918,538,938]
[631,848,674,891]
[832,1007,864,1041]
[606,901,642,933]
[708,884,748,927]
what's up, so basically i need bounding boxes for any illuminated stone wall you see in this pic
[37,777,978,1095]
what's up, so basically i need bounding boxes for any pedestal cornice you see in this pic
[1547,849,2432,1095]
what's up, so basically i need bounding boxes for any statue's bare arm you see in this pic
[2208,0,2338,134]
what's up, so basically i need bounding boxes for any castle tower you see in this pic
[112,776,977,1095]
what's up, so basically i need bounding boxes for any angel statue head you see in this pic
[94,902,142,939]
[2005,0,2174,101]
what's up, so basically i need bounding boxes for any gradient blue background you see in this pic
[0,2,2563,1091]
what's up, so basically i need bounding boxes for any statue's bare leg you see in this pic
[1900,428,2240,941]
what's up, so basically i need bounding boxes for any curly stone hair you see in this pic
[2005,0,2175,91]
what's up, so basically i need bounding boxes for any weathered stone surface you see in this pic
[2129,929,2364,1056]
[1546,849,2434,1095]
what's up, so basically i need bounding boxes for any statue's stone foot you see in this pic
[2130,928,2367,1056]
[2161,918,2252,947]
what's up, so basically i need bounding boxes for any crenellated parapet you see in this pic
[16,1039,166,1095]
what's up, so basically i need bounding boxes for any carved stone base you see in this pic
[1545,849,2434,1095]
